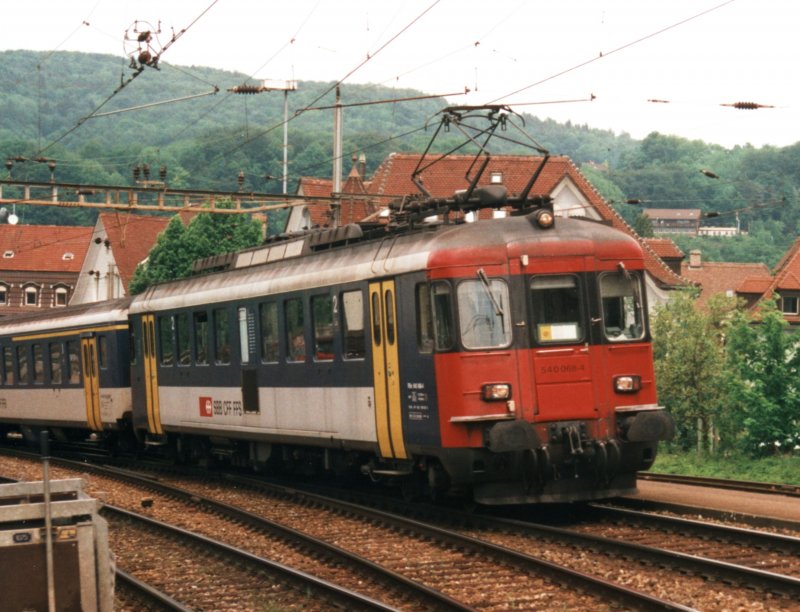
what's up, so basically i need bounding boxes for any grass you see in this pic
[652,450,800,486]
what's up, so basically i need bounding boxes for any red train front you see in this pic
[405,212,674,504]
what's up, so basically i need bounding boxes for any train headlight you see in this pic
[614,375,641,393]
[482,383,511,401]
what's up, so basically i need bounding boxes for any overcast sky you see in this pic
[2,0,797,148]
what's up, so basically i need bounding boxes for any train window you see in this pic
[2,347,12,385]
[285,298,306,362]
[32,344,44,384]
[431,282,455,351]
[259,302,279,363]
[66,341,80,384]
[371,292,382,347]
[457,278,512,350]
[97,336,108,369]
[129,326,137,366]
[49,343,62,385]
[193,311,209,365]
[214,308,231,365]
[238,307,251,364]
[530,275,583,344]
[312,295,334,361]
[415,284,434,354]
[384,290,396,345]
[16,346,28,384]
[599,271,645,342]
[158,316,175,366]
[342,290,365,359]
[176,312,191,366]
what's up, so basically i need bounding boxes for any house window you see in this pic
[54,286,69,307]
[24,286,39,306]
[0,283,8,305]
[781,296,800,315]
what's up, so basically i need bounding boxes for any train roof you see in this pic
[130,213,642,314]
[0,297,132,338]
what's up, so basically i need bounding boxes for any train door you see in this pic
[141,314,163,435]
[369,280,407,459]
[80,335,102,431]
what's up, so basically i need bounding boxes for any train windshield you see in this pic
[457,278,512,349]
[530,275,584,344]
[599,270,645,341]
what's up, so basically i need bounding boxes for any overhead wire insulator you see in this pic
[700,169,719,179]
[721,101,774,110]
[229,85,262,94]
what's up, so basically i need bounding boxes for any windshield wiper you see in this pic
[477,268,504,316]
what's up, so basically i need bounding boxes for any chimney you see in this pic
[689,249,702,269]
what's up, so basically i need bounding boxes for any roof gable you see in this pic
[0,224,92,272]
[98,213,173,289]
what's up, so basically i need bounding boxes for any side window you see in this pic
[66,341,81,384]
[49,343,62,385]
[193,311,209,365]
[129,326,138,366]
[312,294,333,361]
[530,275,583,344]
[342,290,365,359]
[176,312,191,366]
[431,281,455,351]
[158,316,175,366]
[238,307,252,364]
[456,278,512,350]
[259,302,279,363]
[599,271,645,341]
[214,308,231,365]
[285,298,305,363]
[415,283,434,354]
[97,336,108,369]
[16,345,28,384]
[3,347,13,385]
[32,344,44,384]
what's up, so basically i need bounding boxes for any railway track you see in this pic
[1,451,689,610]
[637,471,800,497]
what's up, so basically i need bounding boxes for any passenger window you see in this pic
[285,298,305,362]
[66,341,81,384]
[385,290,396,345]
[176,312,191,366]
[431,282,455,351]
[3,347,13,385]
[158,316,175,366]
[371,292,382,347]
[312,295,334,361]
[129,326,137,366]
[600,271,645,341]
[259,302,279,363]
[530,275,583,344]
[457,278,512,350]
[50,343,62,385]
[16,346,28,384]
[214,308,231,365]
[238,307,255,364]
[98,336,108,369]
[342,290,365,359]
[193,311,209,365]
[415,284,434,354]
[32,344,43,384]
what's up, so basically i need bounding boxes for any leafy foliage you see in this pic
[128,201,263,294]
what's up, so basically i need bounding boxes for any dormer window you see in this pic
[3,251,14,259]
[62,252,74,261]
[490,171,503,184]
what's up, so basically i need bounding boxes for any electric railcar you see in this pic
[0,211,673,504]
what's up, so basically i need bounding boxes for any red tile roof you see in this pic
[644,238,684,260]
[681,261,772,308]
[99,213,172,289]
[0,224,92,272]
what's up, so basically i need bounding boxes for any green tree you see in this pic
[724,299,800,454]
[128,201,263,294]
[651,289,738,453]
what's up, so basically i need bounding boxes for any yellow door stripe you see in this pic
[142,315,163,435]
[369,284,393,458]
[382,283,406,459]
[80,337,102,431]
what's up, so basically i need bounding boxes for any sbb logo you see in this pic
[199,396,213,417]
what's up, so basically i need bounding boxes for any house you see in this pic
[643,238,684,276]
[757,238,800,326]
[289,153,688,308]
[72,213,175,303]
[0,224,92,315]
[644,208,702,235]
[680,249,773,310]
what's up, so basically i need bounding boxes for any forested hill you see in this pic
[1,49,799,266]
